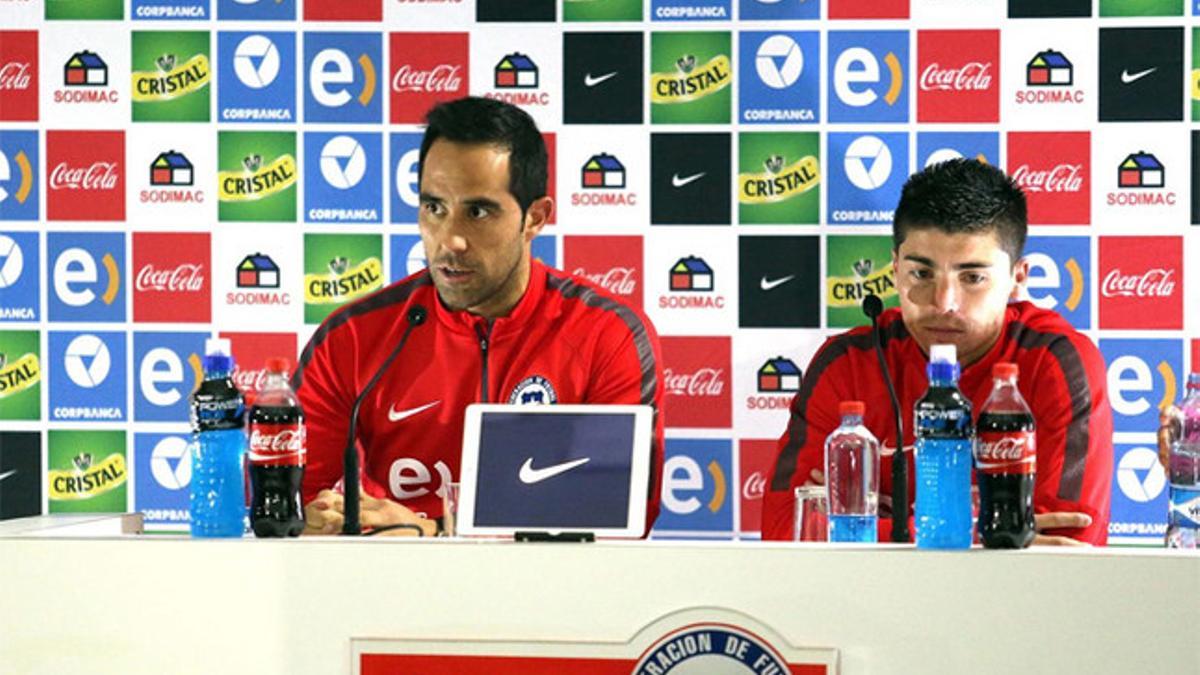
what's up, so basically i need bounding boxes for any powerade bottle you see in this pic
[189,338,248,538]
[914,344,975,549]
[824,401,881,543]
[1165,372,1200,549]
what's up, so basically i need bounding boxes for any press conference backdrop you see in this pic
[0,0,1198,545]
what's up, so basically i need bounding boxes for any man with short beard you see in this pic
[295,97,664,536]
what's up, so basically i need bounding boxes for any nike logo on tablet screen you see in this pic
[388,400,440,422]
[671,172,705,188]
[584,71,618,87]
[1120,67,1156,84]
[519,457,591,484]
[760,275,795,291]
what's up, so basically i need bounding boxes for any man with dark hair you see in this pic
[762,159,1114,545]
[296,96,664,536]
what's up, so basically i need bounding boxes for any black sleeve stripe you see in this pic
[1007,320,1092,502]
[545,273,658,407]
[290,273,433,390]
[770,320,909,492]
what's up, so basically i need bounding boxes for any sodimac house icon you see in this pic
[64,51,108,86]
[1118,151,1164,188]
[581,153,625,189]
[1027,49,1072,86]
[237,253,279,288]
[757,356,800,393]
[669,256,713,292]
[494,53,537,89]
[150,151,193,187]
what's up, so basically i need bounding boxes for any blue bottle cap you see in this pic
[202,354,234,374]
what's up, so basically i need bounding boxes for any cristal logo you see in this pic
[0,62,31,91]
[573,267,636,296]
[1011,164,1083,194]
[1101,268,1176,298]
[250,428,303,453]
[135,264,205,293]
[663,367,725,397]
[49,162,119,191]
[919,62,992,91]
[391,64,462,93]
[742,470,765,500]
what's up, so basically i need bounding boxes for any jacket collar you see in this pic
[432,258,549,338]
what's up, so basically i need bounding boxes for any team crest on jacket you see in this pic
[508,375,557,405]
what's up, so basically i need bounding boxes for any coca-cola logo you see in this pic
[573,267,636,296]
[1101,268,1176,298]
[919,62,992,91]
[976,431,1035,474]
[742,471,765,500]
[663,367,725,397]
[48,162,119,191]
[1011,163,1083,194]
[232,367,269,393]
[250,428,304,453]
[391,64,463,93]
[0,62,31,91]
[135,263,205,293]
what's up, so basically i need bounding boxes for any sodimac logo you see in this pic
[827,31,908,123]
[133,331,206,422]
[304,32,382,124]
[389,33,469,124]
[1098,236,1182,330]
[661,336,731,429]
[46,130,125,222]
[0,130,39,221]
[132,232,211,323]
[1023,236,1091,330]
[47,231,125,323]
[916,29,999,123]
[0,31,38,121]
[651,439,733,535]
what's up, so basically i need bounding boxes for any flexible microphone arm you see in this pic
[862,294,910,543]
[342,305,428,535]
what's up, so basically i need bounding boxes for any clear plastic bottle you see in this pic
[824,400,880,543]
[914,344,975,549]
[1166,372,1200,549]
[188,338,247,538]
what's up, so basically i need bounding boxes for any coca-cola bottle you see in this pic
[975,362,1036,549]
[248,357,306,538]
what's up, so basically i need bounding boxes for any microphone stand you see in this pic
[342,306,427,535]
[862,294,910,543]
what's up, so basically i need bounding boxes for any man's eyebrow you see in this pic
[418,192,442,204]
[463,197,502,210]
[902,254,993,270]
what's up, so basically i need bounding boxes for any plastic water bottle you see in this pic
[914,344,975,549]
[824,400,880,543]
[189,338,247,538]
[1166,372,1200,549]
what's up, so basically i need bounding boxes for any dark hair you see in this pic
[892,158,1028,264]
[418,96,548,215]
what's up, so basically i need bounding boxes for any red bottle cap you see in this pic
[839,400,865,417]
[993,362,1018,380]
[265,357,290,374]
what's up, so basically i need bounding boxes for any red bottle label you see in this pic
[249,424,306,467]
[975,431,1036,475]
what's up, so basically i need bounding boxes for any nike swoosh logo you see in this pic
[519,457,591,484]
[1121,67,1156,84]
[0,469,15,482]
[388,400,440,423]
[671,172,705,188]
[760,275,795,291]
[584,71,617,87]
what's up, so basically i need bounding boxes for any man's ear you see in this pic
[523,196,553,242]
[1009,256,1030,301]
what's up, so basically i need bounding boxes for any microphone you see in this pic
[342,305,428,535]
[862,294,910,543]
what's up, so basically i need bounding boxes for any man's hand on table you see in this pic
[303,489,436,537]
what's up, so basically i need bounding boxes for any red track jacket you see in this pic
[293,259,665,532]
[762,302,1113,545]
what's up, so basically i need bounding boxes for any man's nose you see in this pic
[933,276,960,313]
